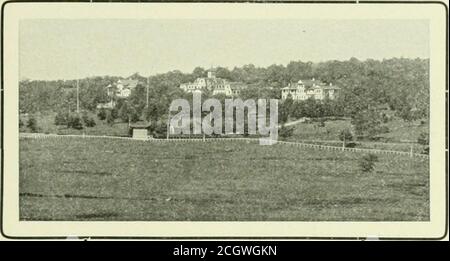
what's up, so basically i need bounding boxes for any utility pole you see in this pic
[146,76,150,109]
[166,108,170,140]
[343,134,346,150]
[76,79,80,114]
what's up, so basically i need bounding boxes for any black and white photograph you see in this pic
[0,1,447,240]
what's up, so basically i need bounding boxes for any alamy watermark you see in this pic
[169,93,278,144]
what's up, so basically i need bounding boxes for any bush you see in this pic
[97,109,107,121]
[84,117,96,127]
[417,132,429,146]
[27,117,38,132]
[279,125,294,139]
[359,154,378,173]
[345,142,358,148]
[106,112,115,125]
[67,115,83,130]
[152,122,167,138]
[19,118,24,128]
[339,129,353,142]
[54,111,69,125]
[111,108,119,120]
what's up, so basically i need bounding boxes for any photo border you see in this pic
[1,0,448,240]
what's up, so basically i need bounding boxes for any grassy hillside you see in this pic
[20,137,429,221]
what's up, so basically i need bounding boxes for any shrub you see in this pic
[345,142,358,148]
[27,117,38,133]
[110,108,119,120]
[97,109,107,121]
[106,112,115,125]
[152,122,167,138]
[417,132,429,146]
[67,115,83,130]
[19,118,24,128]
[279,125,294,139]
[54,111,69,126]
[359,154,378,173]
[84,117,96,127]
[339,129,353,142]
[81,113,96,127]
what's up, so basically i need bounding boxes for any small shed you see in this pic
[129,122,151,140]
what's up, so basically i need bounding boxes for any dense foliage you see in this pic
[19,58,429,137]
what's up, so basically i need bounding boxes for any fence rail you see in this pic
[19,133,429,159]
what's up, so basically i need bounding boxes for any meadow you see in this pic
[19,137,429,221]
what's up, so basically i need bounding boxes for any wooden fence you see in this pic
[19,133,429,159]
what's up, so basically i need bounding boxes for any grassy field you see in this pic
[285,118,428,152]
[287,118,428,142]
[19,137,429,221]
[21,112,429,153]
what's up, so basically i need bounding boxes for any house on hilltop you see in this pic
[96,79,139,109]
[180,68,247,97]
[107,79,139,98]
[281,78,340,101]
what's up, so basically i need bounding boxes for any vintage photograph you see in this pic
[17,18,431,222]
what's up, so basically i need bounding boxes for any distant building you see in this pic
[129,122,152,140]
[281,79,340,101]
[96,79,139,109]
[180,68,246,97]
[107,79,139,98]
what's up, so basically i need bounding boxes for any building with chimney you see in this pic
[180,68,246,97]
[281,79,340,101]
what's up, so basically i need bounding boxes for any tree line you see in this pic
[19,57,429,138]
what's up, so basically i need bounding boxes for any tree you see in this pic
[82,114,96,127]
[110,107,119,120]
[279,96,294,124]
[119,102,130,122]
[106,111,115,125]
[351,108,388,139]
[67,115,83,130]
[97,109,107,120]
[339,128,353,147]
[359,154,378,172]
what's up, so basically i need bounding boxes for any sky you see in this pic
[19,19,429,80]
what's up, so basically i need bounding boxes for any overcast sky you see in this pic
[19,19,429,80]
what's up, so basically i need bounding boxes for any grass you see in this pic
[19,137,429,221]
[285,118,428,152]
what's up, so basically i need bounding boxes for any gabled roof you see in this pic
[129,122,151,129]
[284,79,340,90]
[298,79,325,87]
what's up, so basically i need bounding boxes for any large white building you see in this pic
[281,79,340,101]
[180,69,246,97]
